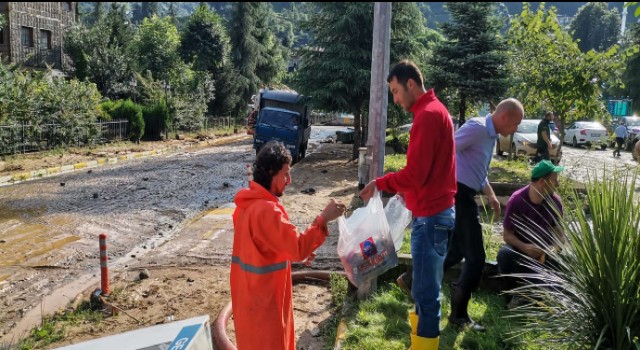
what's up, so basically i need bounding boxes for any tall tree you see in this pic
[228,3,285,115]
[508,3,630,155]
[290,3,430,159]
[428,2,510,126]
[133,15,182,83]
[569,2,621,52]
[64,3,136,99]
[179,3,239,117]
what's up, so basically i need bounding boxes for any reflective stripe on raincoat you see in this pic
[230,181,328,350]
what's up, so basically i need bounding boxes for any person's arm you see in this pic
[373,114,443,195]
[252,200,344,262]
[482,182,501,220]
[542,128,552,148]
[503,227,544,260]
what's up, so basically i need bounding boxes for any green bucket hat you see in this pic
[531,160,564,180]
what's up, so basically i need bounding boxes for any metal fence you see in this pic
[0,120,130,155]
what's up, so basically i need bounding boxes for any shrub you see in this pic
[105,100,144,143]
[142,99,170,141]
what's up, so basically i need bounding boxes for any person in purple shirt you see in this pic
[497,160,565,306]
[443,98,524,331]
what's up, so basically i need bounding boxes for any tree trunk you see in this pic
[353,110,361,160]
[360,109,368,148]
[459,94,467,126]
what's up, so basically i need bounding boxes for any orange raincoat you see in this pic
[230,181,328,350]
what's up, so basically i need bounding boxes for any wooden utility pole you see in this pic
[359,2,392,300]
[366,2,392,182]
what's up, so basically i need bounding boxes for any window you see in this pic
[62,2,72,11]
[0,28,4,45]
[21,27,34,47]
[40,30,52,50]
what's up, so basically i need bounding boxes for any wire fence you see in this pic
[0,120,130,155]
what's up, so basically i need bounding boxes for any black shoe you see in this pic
[448,316,486,332]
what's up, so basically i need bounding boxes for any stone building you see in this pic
[0,2,76,72]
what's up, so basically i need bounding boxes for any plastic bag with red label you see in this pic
[337,190,398,288]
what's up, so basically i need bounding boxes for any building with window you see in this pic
[0,2,76,72]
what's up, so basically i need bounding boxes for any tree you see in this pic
[290,3,430,159]
[428,2,510,126]
[133,15,182,83]
[508,3,631,154]
[569,2,621,52]
[132,2,161,24]
[228,3,285,116]
[64,3,136,99]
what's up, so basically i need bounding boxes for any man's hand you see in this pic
[523,244,544,260]
[359,180,377,203]
[303,252,316,267]
[320,199,347,222]
[488,195,501,221]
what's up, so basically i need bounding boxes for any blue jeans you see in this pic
[411,206,455,338]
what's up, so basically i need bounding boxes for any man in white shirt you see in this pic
[614,121,628,157]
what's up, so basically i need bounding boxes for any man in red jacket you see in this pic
[360,60,456,350]
[230,141,345,350]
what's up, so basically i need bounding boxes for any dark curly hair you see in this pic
[387,59,424,89]
[253,141,292,190]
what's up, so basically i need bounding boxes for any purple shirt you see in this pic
[503,185,563,247]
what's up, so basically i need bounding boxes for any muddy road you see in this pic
[0,127,356,347]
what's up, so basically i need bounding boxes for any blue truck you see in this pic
[253,90,312,164]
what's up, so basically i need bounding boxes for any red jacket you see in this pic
[230,181,328,350]
[376,89,456,217]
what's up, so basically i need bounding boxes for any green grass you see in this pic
[384,155,532,184]
[15,300,104,350]
[335,280,567,350]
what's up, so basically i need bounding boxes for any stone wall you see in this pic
[0,2,75,70]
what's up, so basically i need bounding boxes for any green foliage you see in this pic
[106,100,144,143]
[621,23,640,115]
[507,3,635,144]
[64,3,136,99]
[0,64,103,147]
[179,4,229,74]
[142,99,170,140]
[133,16,182,83]
[506,169,640,349]
[229,3,285,114]
[383,154,407,173]
[290,2,430,159]
[569,2,621,52]
[329,272,349,308]
[429,2,510,124]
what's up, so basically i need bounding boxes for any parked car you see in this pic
[496,119,561,162]
[563,121,608,149]
[618,116,640,151]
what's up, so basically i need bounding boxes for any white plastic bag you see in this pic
[384,194,413,252]
[337,190,398,288]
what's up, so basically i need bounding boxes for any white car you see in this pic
[496,119,561,161]
[563,121,608,149]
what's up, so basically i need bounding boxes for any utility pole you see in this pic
[622,2,628,37]
[358,2,391,301]
[365,2,392,183]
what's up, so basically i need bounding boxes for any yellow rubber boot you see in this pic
[410,334,439,350]
[409,311,418,335]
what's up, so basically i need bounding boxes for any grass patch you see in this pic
[15,300,104,350]
[334,280,566,350]
[488,159,530,184]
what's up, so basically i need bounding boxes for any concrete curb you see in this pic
[0,134,251,187]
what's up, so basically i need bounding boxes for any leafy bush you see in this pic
[142,99,170,140]
[507,169,640,349]
[105,100,144,143]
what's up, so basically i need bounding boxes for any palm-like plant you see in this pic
[505,169,640,349]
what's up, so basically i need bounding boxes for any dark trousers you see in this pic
[443,182,485,293]
[496,244,558,290]
[534,146,550,163]
[614,137,624,156]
